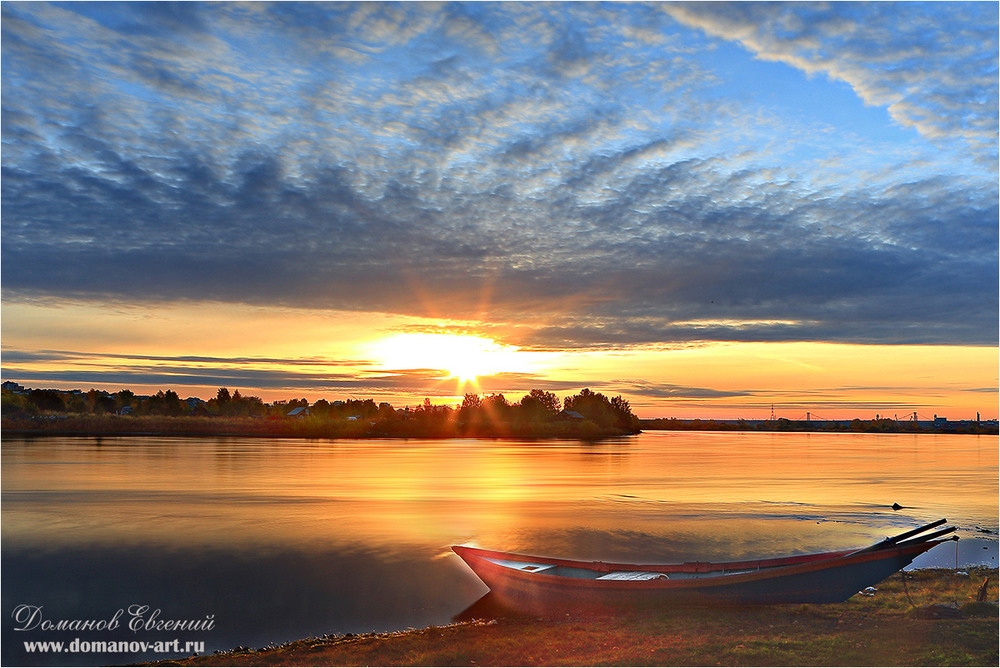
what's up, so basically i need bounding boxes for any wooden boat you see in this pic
[453,519,957,610]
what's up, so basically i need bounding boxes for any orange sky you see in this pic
[2,300,995,420]
[2,3,996,423]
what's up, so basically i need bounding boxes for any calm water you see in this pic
[2,431,997,665]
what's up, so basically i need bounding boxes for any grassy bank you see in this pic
[149,568,997,666]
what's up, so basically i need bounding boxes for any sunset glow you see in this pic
[0,2,995,420]
[368,333,528,384]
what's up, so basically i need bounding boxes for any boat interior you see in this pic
[476,519,956,582]
[482,557,763,580]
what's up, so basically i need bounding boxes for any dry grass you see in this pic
[146,568,997,667]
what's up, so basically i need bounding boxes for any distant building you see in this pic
[558,410,585,421]
[1,381,25,393]
[287,407,310,418]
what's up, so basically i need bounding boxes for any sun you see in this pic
[368,332,523,382]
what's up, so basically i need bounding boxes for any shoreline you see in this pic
[142,568,997,666]
[3,416,995,440]
[640,419,999,435]
[1,414,640,440]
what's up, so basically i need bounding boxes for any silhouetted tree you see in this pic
[218,390,264,417]
[519,389,560,419]
[483,393,509,410]
[609,395,637,430]
[28,389,65,413]
[86,388,115,414]
[115,389,135,412]
[143,390,184,416]
[1,388,32,416]
[564,388,638,430]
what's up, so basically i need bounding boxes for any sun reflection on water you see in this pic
[3,432,996,559]
[2,432,995,664]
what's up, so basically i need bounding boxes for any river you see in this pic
[2,431,996,665]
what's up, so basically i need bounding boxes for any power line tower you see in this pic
[770,404,776,421]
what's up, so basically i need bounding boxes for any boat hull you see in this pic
[453,539,946,612]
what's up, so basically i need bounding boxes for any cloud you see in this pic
[615,380,751,400]
[0,348,457,396]
[663,2,999,164]
[0,348,650,401]
[2,2,996,351]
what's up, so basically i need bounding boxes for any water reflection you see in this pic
[2,432,996,665]
[2,542,484,666]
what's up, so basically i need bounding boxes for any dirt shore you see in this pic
[145,568,997,667]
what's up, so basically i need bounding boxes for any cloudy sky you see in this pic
[2,1,997,418]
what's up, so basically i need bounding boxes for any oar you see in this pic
[895,525,957,548]
[851,519,949,555]
[884,518,948,544]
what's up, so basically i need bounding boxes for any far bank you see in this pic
[641,417,999,435]
[0,413,640,440]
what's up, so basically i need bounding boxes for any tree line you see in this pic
[451,387,637,431]
[1,384,639,434]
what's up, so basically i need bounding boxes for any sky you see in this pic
[2,1,997,419]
